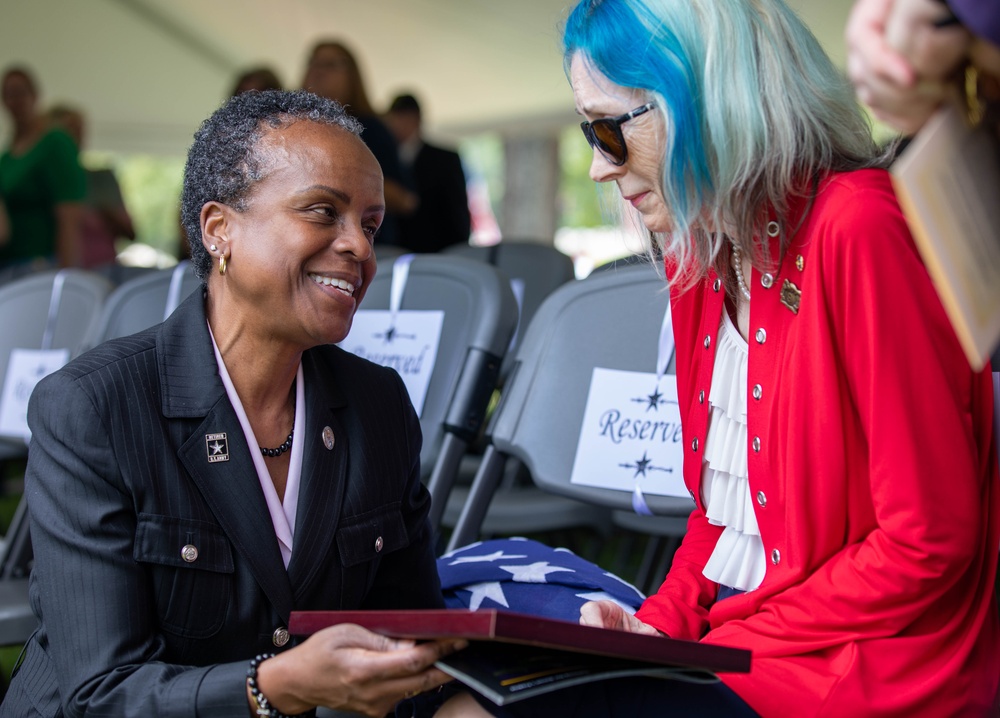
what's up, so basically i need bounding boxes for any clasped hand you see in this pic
[254,623,467,717]
[579,600,664,637]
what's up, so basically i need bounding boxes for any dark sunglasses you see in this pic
[580,102,656,166]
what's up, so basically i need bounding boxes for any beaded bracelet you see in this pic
[247,653,301,718]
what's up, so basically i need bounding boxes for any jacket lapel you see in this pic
[286,350,349,601]
[159,292,295,620]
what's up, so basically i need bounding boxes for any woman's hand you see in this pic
[579,600,664,637]
[252,623,467,717]
[846,0,971,135]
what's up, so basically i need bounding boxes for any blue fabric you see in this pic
[436,540,759,717]
[948,0,1000,47]
[716,585,745,602]
[437,538,646,622]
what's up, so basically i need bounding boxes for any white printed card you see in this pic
[0,348,71,441]
[570,367,687,498]
[341,310,444,416]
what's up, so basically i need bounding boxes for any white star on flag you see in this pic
[575,591,639,614]
[603,571,645,598]
[439,541,483,559]
[448,550,527,565]
[501,561,574,583]
[464,581,509,610]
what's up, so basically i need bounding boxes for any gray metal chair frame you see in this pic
[352,254,519,532]
[447,264,694,553]
[85,261,202,349]
[444,242,576,381]
[0,497,34,646]
[0,269,113,647]
[0,269,113,455]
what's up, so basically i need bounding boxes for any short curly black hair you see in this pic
[180,89,363,279]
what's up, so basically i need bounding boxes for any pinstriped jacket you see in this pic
[1,290,443,717]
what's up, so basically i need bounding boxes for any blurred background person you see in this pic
[0,65,85,274]
[385,92,470,253]
[302,39,416,248]
[48,103,135,271]
[173,64,288,265]
[231,65,283,96]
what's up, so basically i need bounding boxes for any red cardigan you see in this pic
[635,169,1000,716]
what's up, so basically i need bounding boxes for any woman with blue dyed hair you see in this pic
[438,0,1000,716]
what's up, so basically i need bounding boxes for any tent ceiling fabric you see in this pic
[0,0,855,157]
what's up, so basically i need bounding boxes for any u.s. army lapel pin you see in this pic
[780,279,801,314]
[206,432,229,462]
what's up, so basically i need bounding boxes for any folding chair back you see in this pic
[448,264,694,550]
[0,269,112,457]
[349,254,519,530]
[86,261,201,348]
[0,269,111,645]
[444,242,576,380]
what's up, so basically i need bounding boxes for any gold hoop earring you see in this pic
[219,255,228,276]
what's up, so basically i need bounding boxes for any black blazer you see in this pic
[398,142,471,253]
[2,291,443,716]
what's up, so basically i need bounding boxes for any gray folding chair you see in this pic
[446,265,695,580]
[85,261,201,348]
[444,241,576,381]
[348,254,519,532]
[589,252,662,276]
[90,262,158,287]
[0,269,113,459]
[373,243,410,265]
[0,269,112,646]
[0,497,35,645]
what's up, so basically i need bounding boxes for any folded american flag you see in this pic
[437,537,645,623]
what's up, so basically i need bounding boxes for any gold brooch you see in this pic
[780,280,801,314]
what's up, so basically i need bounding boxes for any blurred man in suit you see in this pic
[385,93,471,253]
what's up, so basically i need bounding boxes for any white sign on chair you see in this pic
[569,367,687,501]
[0,271,75,441]
[341,309,443,416]
[570,300,689,508]
[0,348,69,441]
[340,254,444,416]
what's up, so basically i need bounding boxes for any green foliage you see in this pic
[457,134,505,223]
[558,124,608,229]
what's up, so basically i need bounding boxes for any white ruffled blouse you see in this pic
[700,309,766,592]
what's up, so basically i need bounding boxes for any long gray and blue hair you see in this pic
[564,0,890,291]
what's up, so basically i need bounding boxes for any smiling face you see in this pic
[570,54,671,234]
[206,119,383,348]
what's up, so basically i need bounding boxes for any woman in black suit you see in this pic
[1,90,463,717]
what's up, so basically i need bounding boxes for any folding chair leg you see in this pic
[446,445,506,553]
[425,433,468,532]
[633,535,664,594]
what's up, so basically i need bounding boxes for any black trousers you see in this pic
[472,676,759,717]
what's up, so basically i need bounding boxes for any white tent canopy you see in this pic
[0,0,856,157]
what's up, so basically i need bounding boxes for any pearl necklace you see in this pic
[730,244,751,302]
[260,430,293,458]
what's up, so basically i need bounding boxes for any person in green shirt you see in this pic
[0,66,86,273]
